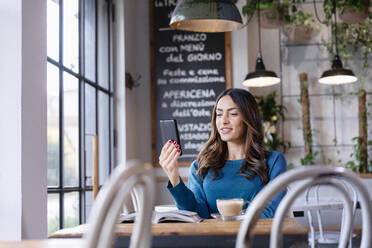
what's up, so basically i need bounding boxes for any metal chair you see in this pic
[305,180,358,248]
[84,160,155,248]
[235,166,372,248]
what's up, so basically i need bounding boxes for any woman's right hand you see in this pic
[159,140,181,187]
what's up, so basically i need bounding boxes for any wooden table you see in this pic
[50,218,307,237]
[0,239,84,248]
[1,219,308,248]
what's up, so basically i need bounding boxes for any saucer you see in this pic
[211,213,245,221]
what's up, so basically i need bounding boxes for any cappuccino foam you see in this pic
[217,199,244,217]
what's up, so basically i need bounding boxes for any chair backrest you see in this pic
[84,160,155,248]
[304,179,358,248]
[273,177,353,248]
[130,185,143,212]
[235,166,372,248]
[121,162,144,213]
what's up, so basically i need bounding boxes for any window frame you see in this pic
[47,0,114,230]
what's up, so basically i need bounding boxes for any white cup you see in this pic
[216,198,246,217]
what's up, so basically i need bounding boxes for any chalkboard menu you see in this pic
[151,0,231,166]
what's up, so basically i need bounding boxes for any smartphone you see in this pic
[159,119,182,155]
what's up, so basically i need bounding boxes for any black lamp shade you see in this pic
[319,55,357,85]
[243,57,280,87]
[169,0,243,32]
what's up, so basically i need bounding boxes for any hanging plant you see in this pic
[284,10,320,43]
[323,0,371,24]
[242,0,289,29]
[322,20,372,85]
[255,91,291,152]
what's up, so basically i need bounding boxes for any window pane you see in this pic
[98,91,110,185]
[47,0,59,61]
[47,194,60,236]
[110,98,114,168]
[85,84,96,134]
[85,191,93,221]
[63,72,79,187]
[97,0,109,89]
[85,134,93,187]
[85,84,96,188]
[63,0,79,72]
[64,192,79,228]
[47,63,60,187]
[84,0,96,81]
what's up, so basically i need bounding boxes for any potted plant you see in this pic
[256,91,291,152]
[243,0,289,29]
[323,0,371,24]
[284,10,319,43]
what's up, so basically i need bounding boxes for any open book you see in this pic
[119,205,203,223]
[152,209,203,223]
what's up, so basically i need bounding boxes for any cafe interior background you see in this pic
[0,0,371,241]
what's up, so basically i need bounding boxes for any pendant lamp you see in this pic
[318,0,357,85]
[169,0,243,32]
[242,0,280,87]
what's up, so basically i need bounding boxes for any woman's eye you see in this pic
[216,114,222,117]
[230,113,238,116]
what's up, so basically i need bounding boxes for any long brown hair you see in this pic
[196,88,269,184]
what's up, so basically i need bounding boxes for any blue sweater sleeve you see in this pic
[260,152,287,218]
[167,160,210,218]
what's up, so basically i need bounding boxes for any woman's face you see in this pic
[215,95,246,144]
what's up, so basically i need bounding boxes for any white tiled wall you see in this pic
[283,119,304,147]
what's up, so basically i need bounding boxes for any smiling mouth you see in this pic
[220,128,232,134]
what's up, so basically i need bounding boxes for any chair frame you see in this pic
[305,179,358,247]
[235,166,372,248]
[84,161,155,248]
[272,177,352,248]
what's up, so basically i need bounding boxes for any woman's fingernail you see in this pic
[173,141,177,144]
[169,140,173,143]
[177,149,181,153]
[175,145,179,149]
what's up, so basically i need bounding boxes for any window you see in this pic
[47,0,113,235]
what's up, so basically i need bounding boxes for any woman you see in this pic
[159,88,286,218]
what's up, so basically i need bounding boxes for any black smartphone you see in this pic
[159,119,182,155]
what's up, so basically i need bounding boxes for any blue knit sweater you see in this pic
[167,151,287,219]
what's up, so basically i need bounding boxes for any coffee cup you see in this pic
[216,198,246,217]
